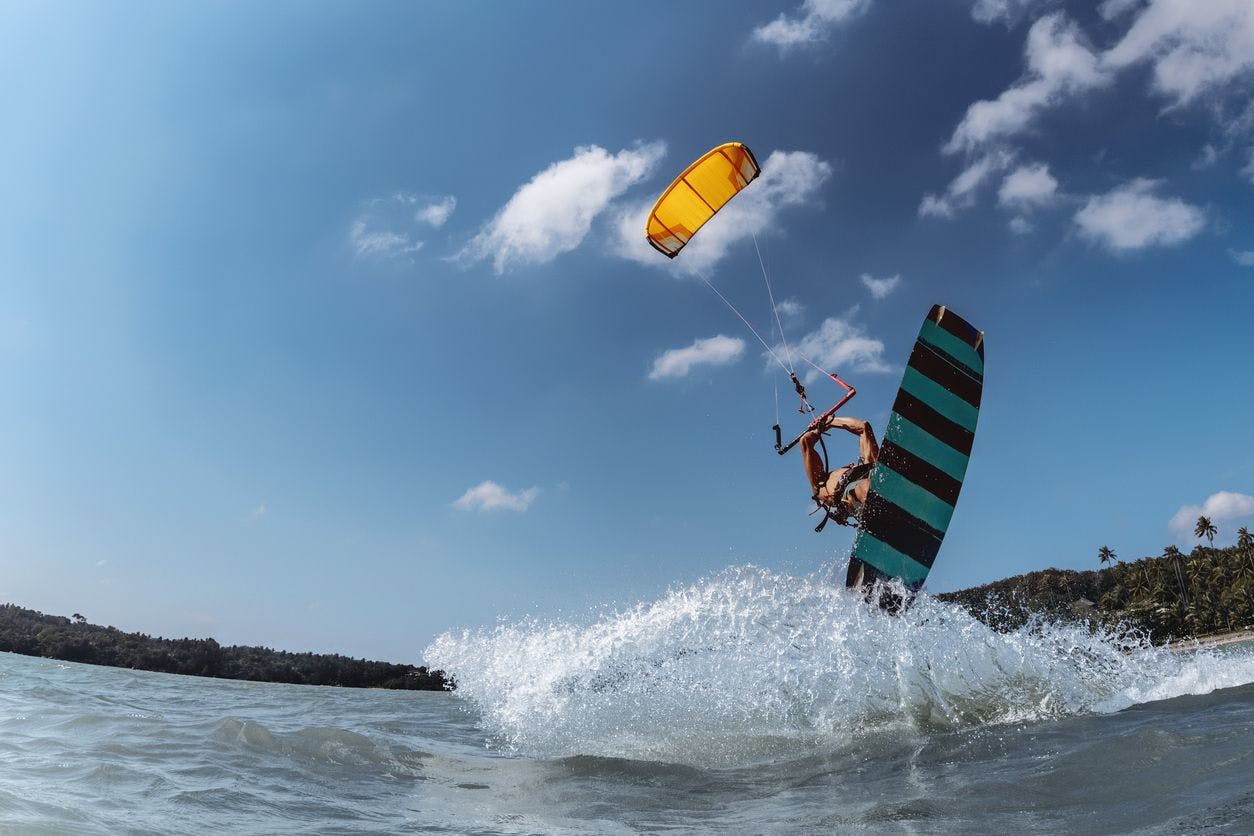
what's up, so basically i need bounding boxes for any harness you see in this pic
[812,459,874,533]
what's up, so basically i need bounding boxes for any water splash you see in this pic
[424,565,1254,767]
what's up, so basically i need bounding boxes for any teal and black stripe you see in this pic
[852,305,983,589]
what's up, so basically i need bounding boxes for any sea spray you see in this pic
[424,565,1254,767]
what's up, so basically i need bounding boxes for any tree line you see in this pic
[940,521,1254,640]
[0,604,448,690]
[6,517,1250,684]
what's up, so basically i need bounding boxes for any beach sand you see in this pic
[1168,627,1254,652]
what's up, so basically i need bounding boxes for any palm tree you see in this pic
[1129,559,1152,598]
[1195,515,1217,546]
[1164,545,1188,605]
[1098,545,1117,566]
[1238,531,1254,585]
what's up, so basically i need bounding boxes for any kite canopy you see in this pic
[646,142,760,259]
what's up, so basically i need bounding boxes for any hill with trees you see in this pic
[0,604,447,690]
[939,524,1254,641]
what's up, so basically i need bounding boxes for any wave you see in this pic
[424,565,1254,767]
[215,718,431,775]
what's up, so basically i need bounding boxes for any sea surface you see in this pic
[4,566,1254,834]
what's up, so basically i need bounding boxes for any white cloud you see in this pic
[349,220,424,260]
[781,309,891,382]
[1192,143,1220,170]
[1243,147,1254,184]
[460,142,666,273]
[1098,0,1143,21]
[775,297,805,320]
[971,0,1056,26]
[930,2,1254,224]
[945,14,1109,155]
[917,194,955,220]
[1009,216,1034,234]
[351,192,449,261]
[245,504,267,522]
[614,149,833,274]
[752,0,870,52]
[1103,0,1254,108]
[1169,491,1254,538]
[648,335,745,381]
[1073,178,1205,251]
[919,150,1014,219]
[859,273,901,299]
[416,196,457,227]
[998,162,1059,208]
[453,480,541,512]
[1230,248,1254,267]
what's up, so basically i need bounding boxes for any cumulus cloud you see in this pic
[460,142,666,273]
[971,0,1057,26]
[780,309,891,382]
[1169,491,1254,539]
[1009,216,1034,234]
[614,149,833,274]
[998,162,1059,208]
[917,195,955,220]
[927,2,1254,223]
[1103,0,1254,108]
[1192,143,1220,170]
[945,14,1109,155]
[752,0,870,52]
[648,335,745,381]
[1230,248,1254,267]
[1073,178,1205,251]
[775,297,805,320]
[416,196,457,227]
[919,150,1015,219]
[860,273,901,299]
[1099,0,1143,21]
[349,220,424,260]
[453,480,541,512]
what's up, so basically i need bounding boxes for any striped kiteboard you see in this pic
[851,305,984,592]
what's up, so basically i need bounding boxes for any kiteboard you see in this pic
[848,305,983,600]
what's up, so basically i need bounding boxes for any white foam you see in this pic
[424,565,1254,767]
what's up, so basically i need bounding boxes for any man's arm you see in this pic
[821,415,870,436]
[814,415,879,464]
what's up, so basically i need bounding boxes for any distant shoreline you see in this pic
[7,542,1253,687]
[0,603,449,691]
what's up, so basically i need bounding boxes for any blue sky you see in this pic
[3,0,1253,663]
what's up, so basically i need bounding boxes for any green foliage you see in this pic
[0,605,448,691]
[938,542,1254,643]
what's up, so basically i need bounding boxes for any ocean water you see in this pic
[4,566,1254,834]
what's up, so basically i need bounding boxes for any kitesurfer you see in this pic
[800,414,878,523]
[800,413,886,591]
